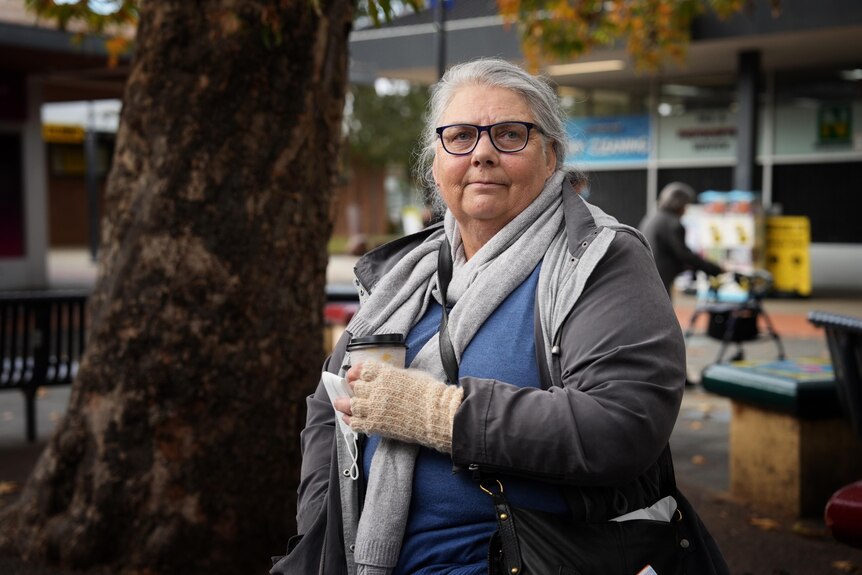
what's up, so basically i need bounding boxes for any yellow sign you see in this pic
[42,124,85,144]
[766,216,811,297]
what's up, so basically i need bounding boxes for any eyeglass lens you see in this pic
[440,122,531,154]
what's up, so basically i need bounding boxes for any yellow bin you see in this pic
[766,216,811,296]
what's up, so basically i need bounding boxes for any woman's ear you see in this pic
[543,142,557,178]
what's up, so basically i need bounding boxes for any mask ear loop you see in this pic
[337,352,359,480]
[343,428,359,481]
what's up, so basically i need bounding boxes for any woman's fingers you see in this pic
[334,363,365,427]
[346,362,364,386]
[333,396,351,417]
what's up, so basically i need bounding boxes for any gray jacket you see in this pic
[272,189,718,574]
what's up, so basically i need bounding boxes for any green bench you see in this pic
[702,359,840,418]
[702,358,862,517]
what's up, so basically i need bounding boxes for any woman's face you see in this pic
[432,84,556,235]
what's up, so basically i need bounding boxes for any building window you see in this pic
[773,68,862,157]
[772,162,862,243]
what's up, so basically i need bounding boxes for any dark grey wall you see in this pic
[692,0,862,40]
[582,170,648,228]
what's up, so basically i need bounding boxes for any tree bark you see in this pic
[0,1,354,573]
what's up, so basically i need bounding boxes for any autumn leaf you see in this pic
[748,516,781,531]
[691,454,706,465]
[791,520,829,539]
[0,481,19,496]
[831,560,858,573]
[106,35,130,68]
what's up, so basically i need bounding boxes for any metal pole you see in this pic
[435,0,446,80]
[735,50,760,192]
[84,101,100,261]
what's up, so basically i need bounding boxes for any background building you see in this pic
[350,0,862,292]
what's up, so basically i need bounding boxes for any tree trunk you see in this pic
[0,1,353,573]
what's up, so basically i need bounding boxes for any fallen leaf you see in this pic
[832,560,857,573]
[37,387,48,398]
[2,411,13,421]
[748,516,781,531]
[0,481,19,495]
[49,411,62,423]
[691,454,706,465]
[791,520,829,539]
[689,421,704,430]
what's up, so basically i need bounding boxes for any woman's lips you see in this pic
[468,181,506,189]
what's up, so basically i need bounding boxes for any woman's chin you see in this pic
[460,205,507,224]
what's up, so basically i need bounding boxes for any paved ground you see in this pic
[2,253,862,573]
[670,291,862,574]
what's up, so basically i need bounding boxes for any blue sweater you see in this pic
[362,263,567,574]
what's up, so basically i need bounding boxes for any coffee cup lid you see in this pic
[347,333,405,349]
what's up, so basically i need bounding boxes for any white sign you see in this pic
[658,110,737,160]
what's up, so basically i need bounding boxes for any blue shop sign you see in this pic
[566,115,651,164]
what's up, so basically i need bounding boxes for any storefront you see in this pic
[562,66,861,289]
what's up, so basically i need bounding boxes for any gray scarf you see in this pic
[345,171,566,574]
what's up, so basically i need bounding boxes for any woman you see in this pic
[272,59,727,575]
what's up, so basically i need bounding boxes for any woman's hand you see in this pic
[332,362,364,425]
[333,361,464,454]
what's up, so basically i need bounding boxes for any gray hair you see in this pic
[414,59,569,213]
[658,182,696,213]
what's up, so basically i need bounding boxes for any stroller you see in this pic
[683,270,786,364]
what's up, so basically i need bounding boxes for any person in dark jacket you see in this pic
[272,59,728,575]
[639,182,724,297]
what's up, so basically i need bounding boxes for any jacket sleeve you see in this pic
[451,231,685,486]
[295,333,349,534]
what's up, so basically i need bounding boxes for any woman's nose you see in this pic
[471,132,498,165]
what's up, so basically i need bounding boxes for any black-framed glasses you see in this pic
[435,121,542,155]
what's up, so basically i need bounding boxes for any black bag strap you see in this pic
[481,480,523,575]
[437,237,459,385]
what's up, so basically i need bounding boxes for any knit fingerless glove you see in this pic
[350,362,463,454]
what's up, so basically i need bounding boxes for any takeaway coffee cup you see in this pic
[347,333,407,368]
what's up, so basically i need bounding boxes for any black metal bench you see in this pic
[808,311,862,437]
[0,290,89,442]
